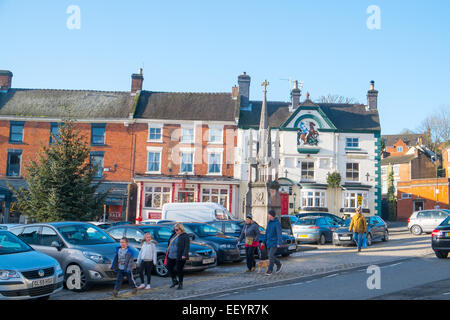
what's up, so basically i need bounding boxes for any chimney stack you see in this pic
[131,68,144,93]
[291,80,301,110]
[367,80,378,110]
[238,72,251,107]
[0,70,13,92]
[231,85,239,100]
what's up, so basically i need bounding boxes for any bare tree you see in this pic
[317,94,360,104]
[416,106,450,153]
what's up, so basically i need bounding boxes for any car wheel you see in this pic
[318,234,326,245]
[155,255,169,277]
[65,264,90,292]
[411,225,422,236]
[382,230,389,242]
[366,233,373,246]
[281,253,290,257]
[435,251,449,259]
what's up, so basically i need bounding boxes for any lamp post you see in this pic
[293,192,297,213]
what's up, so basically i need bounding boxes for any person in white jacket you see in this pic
[137,233,157,290]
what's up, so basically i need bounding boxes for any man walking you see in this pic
[349,207,367,252]
[265,210,283,275]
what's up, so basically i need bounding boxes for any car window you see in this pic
[126,228,144,244]
[210,222,224,232]
[57,224,115,245]
[316,218,328,226]
[324,217,336,225]
[40,227,61,246]
[10,227,23,236]
[296,218,316,225]
[433,211,447,219]
[155,227,172,242]
[19,226,41,245]
[417,211,431,219]
[108,227,126,240]
[224,222,241,233]
[0,231,33,255]
[189,224,221,237]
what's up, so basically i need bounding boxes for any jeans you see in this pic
[167,258,186,284]
[267,247,281,273]
[139,261,153,285]
[245,246,257,270]
[353,233,364,250]
[114,270,136,291]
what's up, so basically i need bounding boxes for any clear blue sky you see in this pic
[1,0,449,134]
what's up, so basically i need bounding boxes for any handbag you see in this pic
[245,236,254,246]
[164,234,180,266]
[362,233,368,248]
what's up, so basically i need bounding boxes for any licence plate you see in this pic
[203,258,215,264]
[298,235,308,238]
[240,249,246,255]
[446,233,450,237]
[339,236,351,240]
[288,245,296,250]
[32,277,54,288]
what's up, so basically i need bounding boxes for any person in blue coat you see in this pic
[265,210,283,275]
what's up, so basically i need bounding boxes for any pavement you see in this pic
[52,224,433,300]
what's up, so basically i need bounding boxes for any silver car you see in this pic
[0,224,22,231]
[9,222,138,292]
[0,230,64,300]
[408,209,450,235]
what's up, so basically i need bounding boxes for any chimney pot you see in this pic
[367,80,378,110]
[231,85,239,100]
[290,80,301,110]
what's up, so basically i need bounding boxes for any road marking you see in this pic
[324,273,338,278]
[382,262,403,268]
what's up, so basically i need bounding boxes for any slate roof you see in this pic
[239,100,381,131]
[381,154,416,166]
[134,91,240,122]
[382,134,425,147]
[0,89,137,119]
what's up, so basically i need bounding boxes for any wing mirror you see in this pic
[51,241,63,251]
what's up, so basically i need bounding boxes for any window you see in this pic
[19,226,40,245]
[393,165,400,176]
[181,127,194,143]
[343,192,368,208]
[180,152,193,173]
[300,161,314,181]
[91,124,106,145]
[209,127,223,143]
[208,152,222,174]
[401,193,412,199]
[109,228,126,240]
[147,152,161,173]
[9,122,24,144]
[7,150,22,177]
[417,211,431,219]
[346,163,359,181]
[148,126,162,142]
[301,191,326,208]
[125,228,144,244]
[397,146,403,152]
[144,186,171,208]
[40,227,60,246]
[224,222,242,233]
[50,123,62,144]
[202,188,229,209]
[90,152,104,179]
[346,137,359,148]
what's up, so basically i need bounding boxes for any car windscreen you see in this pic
[440,217,450,226]
[295,218,317,225]
[0,231,33,255]
[342,219,351,227]
[57,224,115,245]
[139,227,172,243]
[187,224,222,237]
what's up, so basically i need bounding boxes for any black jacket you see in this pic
[168,232,190,261]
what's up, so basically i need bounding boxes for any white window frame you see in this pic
[207,148,223,175]
[345,162,360,182]
[298,160,315,181]
[346,137,359,148]
[143,185,172,209]
[146,147,163,174]
[148,123,163,143]
[201,186,229,210]
[301,190,326,208]
[401,193,412,199]
[208,126,224,144]
[180,125,195,144]
[397,146,403,152]
[179,148,195,174]
[343,191,369,209]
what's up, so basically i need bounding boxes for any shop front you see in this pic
[134,176,240,222]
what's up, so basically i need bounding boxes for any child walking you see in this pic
[111,237,137,297]
[137,233,157,290]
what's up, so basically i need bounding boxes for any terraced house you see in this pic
[236,75,382,219]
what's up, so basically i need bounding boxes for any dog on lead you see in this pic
[256,260,270,273]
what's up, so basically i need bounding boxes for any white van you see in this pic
[160,202,234,223]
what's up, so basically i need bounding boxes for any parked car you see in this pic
[292,216,342,245]
[408,209,450,235]
[88,222,112,230]
[207,219,297,258]
[0,224,22,230]
[332,215,389,246]
[296,212,345,225]
[0,230,64,300]
[9,222,138,292]
[287,215,299,225]
[159,222,242,264]
[431,216,450,259]
[106,224,217,277]
[161,202,233,223]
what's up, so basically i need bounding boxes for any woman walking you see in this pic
[238,214,261,272]
[137,233,157,290]
[166,223,190,290]
[349,207,368,252]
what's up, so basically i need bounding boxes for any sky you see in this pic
[0,0,449,134]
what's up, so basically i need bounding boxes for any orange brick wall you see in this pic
[397,178,450,221]
[385,139,409,157]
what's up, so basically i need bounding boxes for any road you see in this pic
[52,226,441,300]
